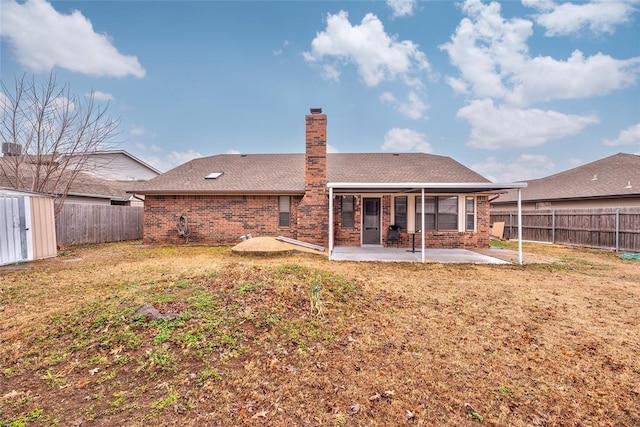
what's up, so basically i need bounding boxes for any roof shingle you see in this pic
[129,153,490,195]
[493,153,640,204]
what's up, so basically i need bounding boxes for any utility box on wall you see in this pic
[0,188,57,266]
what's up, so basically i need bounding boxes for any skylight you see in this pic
[205,172,223,179]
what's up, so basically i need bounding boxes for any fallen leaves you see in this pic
[347,403,361,416]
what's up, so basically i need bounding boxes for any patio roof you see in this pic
[327,183,527,265]
[327,181,528,194]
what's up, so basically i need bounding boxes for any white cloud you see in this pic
[471,154,556,182]
[523,0,638,36]
[382,128,432,152]
[380,91,428,119]
[167,150,201,167]
[603,123,640,146]
[509,51,640,106]
[0,0,145,78]
[225,149,241,154]
[273,39,289,56]
[458,98,599,150]
[149,145,163,153]
[304,11,429,87]
[130,126,146,136]
[327,144,339,153]
[90,91,114,101]
[440,0,640,107]
[387,0,417,18]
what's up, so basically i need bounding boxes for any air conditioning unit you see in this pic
[1,142,22,156]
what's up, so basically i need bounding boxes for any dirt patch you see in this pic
[1,241,639,426]
[231,236,327,257]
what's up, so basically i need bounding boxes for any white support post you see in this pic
[517,188,523,265]
[328,187,334,260]
[421,188,425,263]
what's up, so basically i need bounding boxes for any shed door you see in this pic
[0,196,28,266]
[362,198,381,245]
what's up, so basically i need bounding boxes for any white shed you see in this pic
[1,188,57,266]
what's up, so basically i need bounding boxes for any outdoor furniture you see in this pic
[407,230,420,253]
[387,225,401,247]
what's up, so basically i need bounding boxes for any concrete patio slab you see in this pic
[330,246,510,264]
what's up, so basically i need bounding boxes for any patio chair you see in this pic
[387,225,401,247]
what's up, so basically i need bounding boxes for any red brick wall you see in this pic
[296,112,329,247]
[331,194,491,249]
[143,194,301,245]
[333,195,361,246]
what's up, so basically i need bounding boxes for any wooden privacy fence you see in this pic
[491,208,640,252]
[56,204,143,245]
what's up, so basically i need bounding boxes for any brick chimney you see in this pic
[296,108,328,246]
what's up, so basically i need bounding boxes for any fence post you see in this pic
[552,209,555,243]
[615,209,620,252]
[509,212,513,239]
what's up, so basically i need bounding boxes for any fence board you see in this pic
[56,204,143,245]
[491,208,640,252]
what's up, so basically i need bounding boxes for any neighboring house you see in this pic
[130,109,524,251]
[67,150,161,182]
[0,150,160,207]
[492,153,640,210]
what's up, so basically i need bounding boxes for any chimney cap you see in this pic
[310,107,322,114]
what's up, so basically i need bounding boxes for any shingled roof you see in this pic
[128,152,491,195]
[493,153,640,204]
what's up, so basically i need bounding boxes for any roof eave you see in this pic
[327,182,527,193]
[127,189,305,196]
[492,192,640,205]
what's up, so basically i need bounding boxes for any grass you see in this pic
[0,241,639,426]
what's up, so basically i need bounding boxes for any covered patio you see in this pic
[328,181,527,264]
[331,246,510,264]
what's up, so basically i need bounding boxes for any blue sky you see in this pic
[1,0,639,182]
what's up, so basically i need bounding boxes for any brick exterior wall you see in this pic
[143,194,301,245]
[296,112,329,247]
[331,195,491,249]
[333,195,361,246]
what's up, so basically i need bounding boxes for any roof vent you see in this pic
[240,154,247,157]
[310,107,322,114]
[624,181,632,189]
[205,172,223,179]
[591,174,597,181]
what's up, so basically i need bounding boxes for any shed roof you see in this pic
[128,152,495,195]
[493,153,640,204]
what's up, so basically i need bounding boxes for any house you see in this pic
[131,109,525,259]
[491,153,640,210]
[0,150,160,207]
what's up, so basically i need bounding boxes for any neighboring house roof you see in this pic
[65,172,143,202]
[128,153,492,195]
[493,153,640,204]
[0,158,141,202]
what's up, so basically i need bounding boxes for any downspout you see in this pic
[421,188,425,263]
[328,187,334,260]
[517,188,523,265]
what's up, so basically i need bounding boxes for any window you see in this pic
[278,196,290,227]
[415,196,457,231]
[466,197,475,231]
[341,196,355,228]
[394,196,407,230]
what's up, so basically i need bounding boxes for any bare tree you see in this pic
[0,72,120,213]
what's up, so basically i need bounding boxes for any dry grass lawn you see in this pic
[0,241,639,426]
